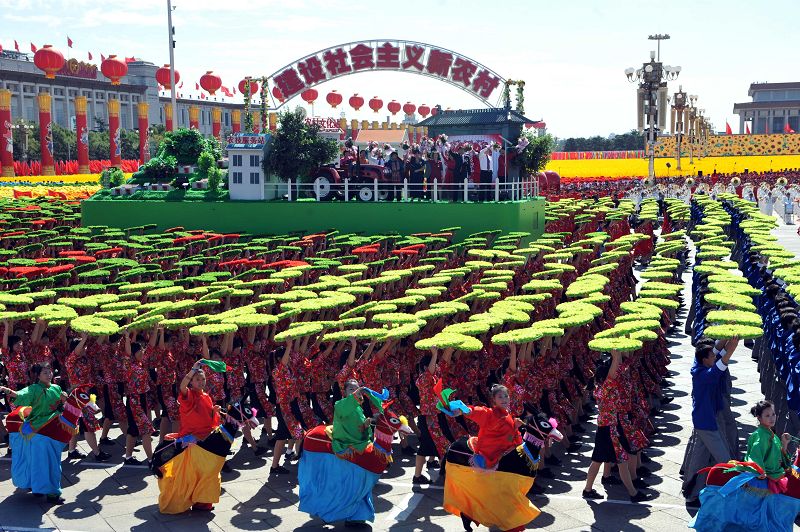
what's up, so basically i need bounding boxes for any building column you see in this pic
[252,111,261,133]
[108,98,121,166]
[231,110,241,134]
[0,89,14,177]
[164,103,173,131]
[269,112,277,132]
[38,93,55,176]
[74,96,90,174]
[138,102,149,165]
[189,105,199,130]
[212,107,221,140]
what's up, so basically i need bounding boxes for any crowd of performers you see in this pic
[338,134,529,201]
[0,216,686,531]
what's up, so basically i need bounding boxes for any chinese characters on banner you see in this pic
[270,41,503,104]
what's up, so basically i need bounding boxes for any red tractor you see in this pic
[311,163,394,201]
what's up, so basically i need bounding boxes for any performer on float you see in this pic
[442,382,556,532]
[0,362,68,505]
[154,358,228,514]
[744,400,793,492]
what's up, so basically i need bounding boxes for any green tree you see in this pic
[515,132,555,176]
[88,131,110,160]
[120,130,140,160]
[159,128,207,165]
[51,123,76,162]
[264,107,338,182]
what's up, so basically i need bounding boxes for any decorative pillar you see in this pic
[37,93,55,176]
[189,106,199,130]
[252,111,261,133]
[74,96,89,174]
[212,107,221,140]
[350,119,359,140]
[268,112,277,132]
[137,102,149,165]
[231,110,241,134]
[361,120,369,130]
[372,120,379,129]
[164,103,173,131]
[339,118,347,140]
[108,98,121,166]
[0,90,14,177]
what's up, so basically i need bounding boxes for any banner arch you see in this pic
[264,40,507,108]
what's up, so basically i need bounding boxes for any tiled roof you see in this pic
[417,107,538,127]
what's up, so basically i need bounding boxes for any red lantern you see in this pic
[100,55,128,85]
[418,104,431,118]
[368,96,383,113]
[402,102,416,116]
[387,100,401,115]
[33,45,65,80]
[238,78,259,96]
[431,106,439,116]
[272,86,285,103]
[155,65,180,89]
[199,71,222,95]
[349,94,364,111]
[301,88,319,104]
[326,90,343,108]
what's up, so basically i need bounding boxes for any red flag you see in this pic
[100,53,106,62]
[178,81,183,89]
[195,82,199,90]
[0,44,3,53]
[785,122,795,134]
[30,43,37,53]
[67,36,73,48]
[125,56,135,63]
[88,51,93,61]
[14,40,19,52]
[725,122,732,135]
[746,123,751,135]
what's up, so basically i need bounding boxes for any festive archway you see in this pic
[263,40,506,109]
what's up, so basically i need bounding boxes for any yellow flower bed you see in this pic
[0,185,101,199]
[0,173,121,184]
[547,154,800,179]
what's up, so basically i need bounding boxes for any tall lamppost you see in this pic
[687,94,698,164]
[625,50,681,181]
[671,86,687,171]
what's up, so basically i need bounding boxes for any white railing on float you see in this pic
[277,176,539,203]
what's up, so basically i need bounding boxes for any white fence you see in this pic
[266,177,540,202]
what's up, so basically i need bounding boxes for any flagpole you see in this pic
[167,0,177,132]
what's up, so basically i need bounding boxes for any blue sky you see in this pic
[2,0,798,138]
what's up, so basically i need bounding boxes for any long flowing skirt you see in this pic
[298,450,380,523]
[689,480,800,532]
[157,445,225,514]
[443,436,540,530]
[10,432,64,496]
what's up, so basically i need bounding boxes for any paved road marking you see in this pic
[383,493,424,524]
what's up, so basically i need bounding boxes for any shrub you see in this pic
[100,167,125,188]
[208,167,222,192]
[197,151,216,180]
[159,128,206,165]
[129,155,178,184]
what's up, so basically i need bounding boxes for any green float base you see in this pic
[81,199,546,241]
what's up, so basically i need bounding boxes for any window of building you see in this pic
[789,116,800,133]
[23,85,35,94]
[95,92,105,100]
[232,171,243,184]
[773,116,785,133]
[7,83,18,92]
[53,88,64,96]
[249,155,260,167]
[250,172,260,185]
[82,90,91,97]
[68,89,77,97]
[232,154,243,166]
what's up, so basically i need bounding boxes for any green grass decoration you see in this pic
[70,315,119,337]
[189,323,239,336]
[703,324,763,340]
[442,321,491,336]
[125,314,164,331]
[371,313,420,325]
[95,309,139,322]
[221,314,279,327]
[161,317,198,330]
[0,293,34,306]
[707,283,760,297]
[588,337,643,352]
[706,310,762,327]
[383,323,422,340]
[323,328,388,342]
[703,292,757,311]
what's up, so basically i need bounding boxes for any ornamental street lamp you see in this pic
[687,94,698,164]
[625,47,681,181]
[670,86,687,171]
